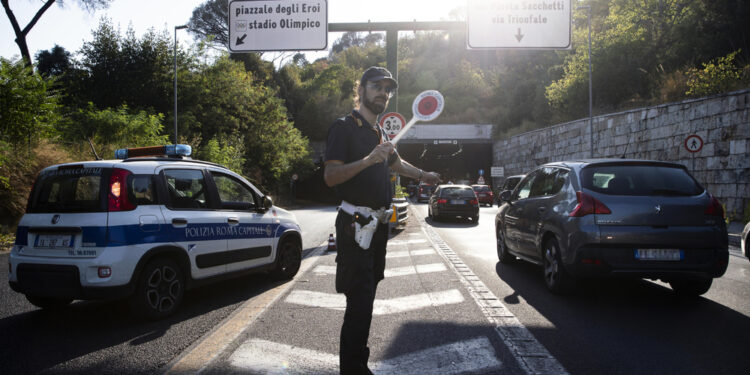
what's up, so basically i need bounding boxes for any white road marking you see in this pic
[373,336,502,374]
[388,239,427,245]
[312,263,446,277]
[229,337,501,375]
[385,249,435,258]
[418,207,569,375]
[284,289,465,315]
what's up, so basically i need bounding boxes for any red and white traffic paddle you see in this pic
[390,90,444,144]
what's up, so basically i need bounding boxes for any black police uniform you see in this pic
[325,110,398,374]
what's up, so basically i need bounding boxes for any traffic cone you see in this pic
[327,233,336,252]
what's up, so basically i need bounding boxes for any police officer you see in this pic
[324,67,441,374]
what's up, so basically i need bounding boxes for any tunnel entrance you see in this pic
[396,141,493,186]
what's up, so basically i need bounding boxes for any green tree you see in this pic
[0,58,60,145]
[35,45,72,77]
[188,0,229,48]
[70,19,174,115]
[59,104,169,158]
[180,56,309,184]
[686,50,743,97]
[1,0,112,65]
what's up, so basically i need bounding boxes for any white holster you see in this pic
[339,201,393,250]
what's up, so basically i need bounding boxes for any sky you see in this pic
[1,0,465,64]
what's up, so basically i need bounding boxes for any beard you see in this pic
[362,94,387,115]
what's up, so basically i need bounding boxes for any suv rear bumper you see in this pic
[9,263,134,300]
[567,246,729,280]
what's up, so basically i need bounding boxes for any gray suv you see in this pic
[495,159,728,296]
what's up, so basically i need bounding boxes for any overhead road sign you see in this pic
[228,0,328,52]
[467,0,572,49]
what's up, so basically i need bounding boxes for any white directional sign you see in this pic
[467,0,572,49]
[228,0,328,52]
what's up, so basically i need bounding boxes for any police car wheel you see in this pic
[25,295,72,310]
[271,239,301,280]
[130,258,184,319]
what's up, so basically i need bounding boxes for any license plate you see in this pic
[634,249,683,261]
[450,199,466,205]
[35,234,75,249]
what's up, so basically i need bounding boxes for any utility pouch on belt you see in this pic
[340,201,391,250]
[353,213,378,250]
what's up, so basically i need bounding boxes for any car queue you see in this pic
[414,158,733,297]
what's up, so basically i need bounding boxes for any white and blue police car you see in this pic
[9,145,302,319]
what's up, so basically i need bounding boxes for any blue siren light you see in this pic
[166,144,192,156]
[114,144,192,159]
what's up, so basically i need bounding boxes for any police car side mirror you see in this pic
[262,195,273,211]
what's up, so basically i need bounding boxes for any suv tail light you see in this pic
[109,168,135,211]
[437,198,447,204]
[570,191,611,217]
[704,195,725,219]
[470,199,479,205]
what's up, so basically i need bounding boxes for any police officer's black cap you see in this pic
[360,66,398,88]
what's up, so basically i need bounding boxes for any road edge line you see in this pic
[162,241,329,375]
[413,205,568,375]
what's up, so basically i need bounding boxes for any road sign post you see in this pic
[467,0,572,49]
[228,0,328,52]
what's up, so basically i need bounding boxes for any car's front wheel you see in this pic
[542,237,574,294]
[129,257,184,320]
[669,278,712,297]
[496,228,515,264]
[271,238,301,280]
[25,295,72,310]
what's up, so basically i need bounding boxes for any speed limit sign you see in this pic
[379,112,406,140]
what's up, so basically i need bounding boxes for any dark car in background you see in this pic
[416,183,436,203]
[471,184,494,206]
[428,184,480,222]
[495,159,728,296]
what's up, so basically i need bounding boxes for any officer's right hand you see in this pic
[365,142,394,165]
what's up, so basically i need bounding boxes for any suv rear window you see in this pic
[581,164,703,196]
[440,187,476,198]
[28,167,105,213]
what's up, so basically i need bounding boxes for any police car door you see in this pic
[208,170,274,273]
[159,167,228,279]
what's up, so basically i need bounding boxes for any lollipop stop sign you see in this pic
[391,90,444,144]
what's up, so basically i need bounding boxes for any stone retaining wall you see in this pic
[492,89,750,221]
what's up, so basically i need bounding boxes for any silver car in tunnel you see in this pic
[495,159,729,296]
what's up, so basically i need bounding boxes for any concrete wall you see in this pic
[492,89,750,221]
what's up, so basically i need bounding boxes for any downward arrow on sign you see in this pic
[515,28,524,42]
[236,34,247,45]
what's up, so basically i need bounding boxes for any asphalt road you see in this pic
[1,202,748,374]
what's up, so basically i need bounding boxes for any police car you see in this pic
[9,145,302,319]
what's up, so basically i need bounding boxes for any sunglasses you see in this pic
[366,82,396,97]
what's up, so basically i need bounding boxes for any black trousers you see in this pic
[335,211,388,375]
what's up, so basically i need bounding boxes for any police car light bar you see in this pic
[115,144,192,159]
